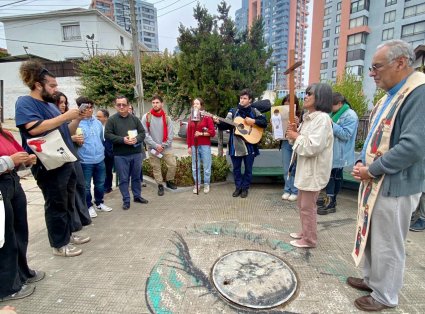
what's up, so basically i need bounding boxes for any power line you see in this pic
[0,0,29,8]
[157,0,181,11]
[158,0,196,18]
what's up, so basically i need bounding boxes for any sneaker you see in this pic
[0,284,35,302]
[96,203,113,212]
[88,206,97,218]
[70,234,91,245]
[158,184,164,196]
[204,185,210,194]
[282,193,290,200]
[26,270,45,284]
[290,240,314,248]
[166,180,177,189]
[193,186,200,194]
[288,194,298,201]
[289,232,302,239]
[122,203,130,210]
[53,244,82,257]
[410,217,425,232]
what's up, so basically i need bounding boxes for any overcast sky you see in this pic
[0,0,238,52]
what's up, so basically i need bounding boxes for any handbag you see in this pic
[27,129,77,170]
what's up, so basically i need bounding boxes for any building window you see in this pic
[120,36,124,46]
[322,40,330,49]
[332,70,337,78]
[324,7,331,16]
[402,21,425,37]
[322,51,329,59]
[404,3,425,18]
[348,32,367,46]
[61,23,81,41]
[382,28,394,40]
[333,48,338,56]
[323,18,331,27]
[351,0,369,13]
[349,16,368,28]
[336,14,341,22]
[332,59,338,68]
[325,0,332,3]
[321,62,328,70]
[346,65,364,76]
[384,10,396,24]
[385,0,397,6]
[323,29,330,38]
[337,2,342,11]
[335,25,340,34]
[320,73,327,81]
[346,49,365,62]
[334,37,339,46]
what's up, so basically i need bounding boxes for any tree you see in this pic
[176,1,272,117]
[330,72,368,118]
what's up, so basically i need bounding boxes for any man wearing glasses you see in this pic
[105,96,148,209]
[348,40,425,311]
[75,96,113,218]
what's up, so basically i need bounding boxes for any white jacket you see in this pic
[292,111,334,191]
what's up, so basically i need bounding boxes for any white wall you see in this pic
[0,61,81,119]
[3,13,133,61]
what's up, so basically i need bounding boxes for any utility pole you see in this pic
[129,0,145,117]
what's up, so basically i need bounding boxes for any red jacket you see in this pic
[186,116,216,147]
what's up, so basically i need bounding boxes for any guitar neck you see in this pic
[201,111,238,127]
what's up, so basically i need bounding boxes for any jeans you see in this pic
[114,154,142,205]
[231,154,255,190]
[104,153,114,192]
[81,161,106,208]
[325,168,343,197]
[72,162,91,229]
[191,145,212,185]
[282,141,298,195]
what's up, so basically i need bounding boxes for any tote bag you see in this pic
[27,129,77,170]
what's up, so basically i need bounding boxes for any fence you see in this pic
[356,114,369,144]
[43,61,78,77]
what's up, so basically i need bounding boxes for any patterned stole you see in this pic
[352,71,425,266]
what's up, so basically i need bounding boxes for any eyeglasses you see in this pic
[368,60,395,73]
[116,103,129,107]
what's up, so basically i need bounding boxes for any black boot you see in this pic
[317,196,336,215]
[166,180,177,189]
[240,189,248,198]
[316,194,327,207]
[232,188,242,197]
[158,184,165,196]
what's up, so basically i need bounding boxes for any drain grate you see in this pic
[211,250,298,309]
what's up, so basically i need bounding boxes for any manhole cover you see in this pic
[211,250,298,309]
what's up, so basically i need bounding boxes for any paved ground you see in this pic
[1,119,424,313]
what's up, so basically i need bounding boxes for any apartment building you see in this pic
[237,0,309,90]
[91,0,158,51]
[309,0,425,102]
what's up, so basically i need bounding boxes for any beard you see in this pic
[41,87,56,103]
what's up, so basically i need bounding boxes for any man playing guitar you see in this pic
[213,89,267,198]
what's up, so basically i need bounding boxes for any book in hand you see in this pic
[150,148,163,158]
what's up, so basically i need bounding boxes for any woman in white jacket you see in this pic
[286,83,334,248]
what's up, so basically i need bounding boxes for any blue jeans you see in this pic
[114,154,142,205]
[191,145,212,185]
[282,140,298,195]
[231,154,255,190]
[81,161,106,208]
[325,168,343,197]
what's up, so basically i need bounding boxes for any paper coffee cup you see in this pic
[128,129,137,139]
[76,128,83,135]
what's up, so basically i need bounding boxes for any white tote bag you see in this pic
[27,129,77,170]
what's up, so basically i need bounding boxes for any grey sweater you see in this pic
[141,113,174,152]
[368,83,425,197]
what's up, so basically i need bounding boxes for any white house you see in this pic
[0,8,149,61]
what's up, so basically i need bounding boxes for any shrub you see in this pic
[142,154,230,187]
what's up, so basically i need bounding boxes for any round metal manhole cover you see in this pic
[211,250,298,309]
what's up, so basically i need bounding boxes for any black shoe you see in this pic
[317,201,336,215]
[166,180,177,189]
[0,284,35,302]
[232,188,242,197]
[104,188,113,194]
[134,197,148,204]
[142,182,147,187]
[316,196,327,207]
[158,184,164,196]
[122,203,130,210]
[240,189,248,198]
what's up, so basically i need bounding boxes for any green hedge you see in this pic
[143,155,230,187]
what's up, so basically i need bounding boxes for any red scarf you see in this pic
[148,109,168,142]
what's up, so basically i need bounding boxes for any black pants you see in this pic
[34,162,76,248]
[73,161,91,229]
[0,172,35,298]
[325,167,344,197]
[104,154,114,191]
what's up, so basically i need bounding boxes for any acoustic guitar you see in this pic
[201,111,263,144]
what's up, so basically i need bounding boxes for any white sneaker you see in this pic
[288,194,298,201]
[204,185,210,194]
[193,186,200,194]
[282,193,290,200]
[88,206,97,218]
[96,203,112,212]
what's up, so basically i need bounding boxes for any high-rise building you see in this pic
[235,0,249,34]
[91,0,158,51]
[239,0,309,90]
[309,0,425,102]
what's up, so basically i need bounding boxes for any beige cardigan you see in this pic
[291,111,334,191]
